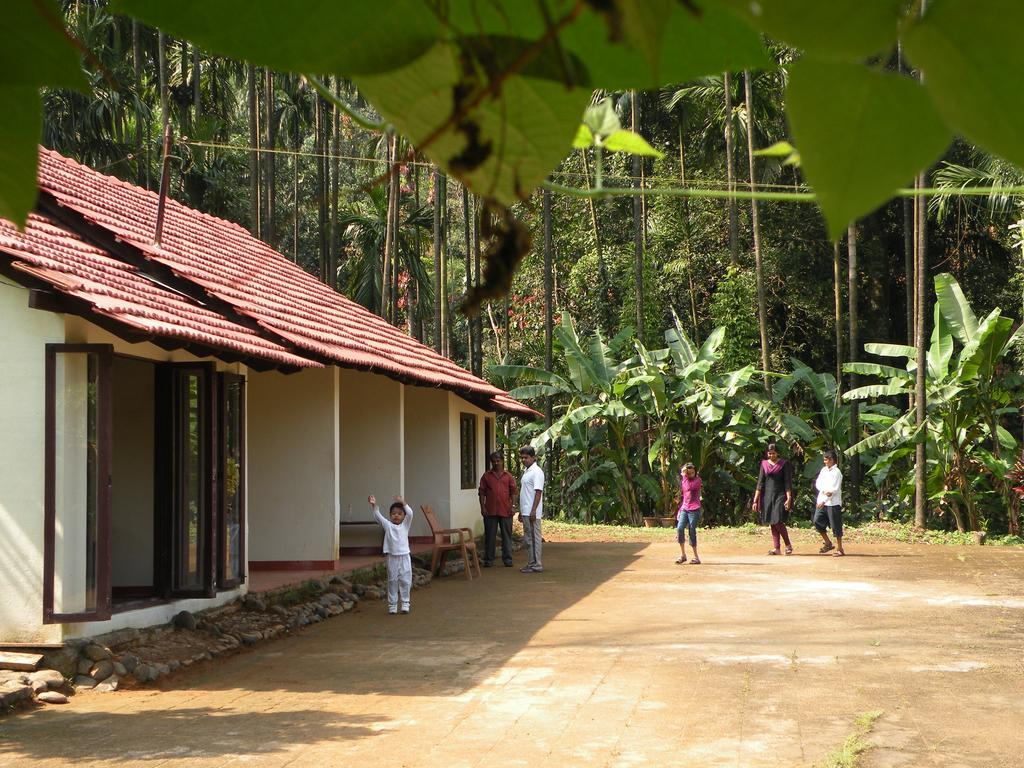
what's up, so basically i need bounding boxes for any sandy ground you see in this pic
[2,530,1023,767]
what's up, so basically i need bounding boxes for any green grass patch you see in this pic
[348,563,387,585]
[272,581,322,607]
[542,518,1024,548]
[819,710,883,768]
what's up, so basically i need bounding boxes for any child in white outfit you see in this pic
[369,494,414,614]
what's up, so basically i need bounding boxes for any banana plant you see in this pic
[843,273,1023,531]
[493,312,644,523]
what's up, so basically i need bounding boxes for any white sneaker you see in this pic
[388,607,398,615]
[400,605,410,614]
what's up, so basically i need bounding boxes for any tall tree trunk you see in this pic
[432,167,443,353]
[440,172,449,356]
[158,31,168,134]
[914,170,928,528]
[462,183,473,371]
[390,140,401,324]
[263,69,276,245]
[543,186,554,479]
[132,21,144,187]
[330,77,341,289]
[744,70,770,392]
[292,96,299,264]
[847,225,860,511]
[581,149,612,336]
[914,2,929,529]
[247,64,261,238]
[412,158,422,338]
[899,43,915,349]
[834,241,843,389]
[318,92,329,284]
[472,194,484,376]
[192,46,200,120]
[631,91,645,344]
[381,135,396,317]
[723,72,740,267]
[678,118,700,340]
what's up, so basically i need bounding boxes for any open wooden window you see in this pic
[459,413,477,489]
[155,363,216,598]
[44,344,113,623]
[218,374,245,588]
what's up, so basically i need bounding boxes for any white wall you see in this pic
[338,369,404,548]
[247,367,340,563]
[110,356,154,587]
[403,385,450,535]
[448,394,492,536]
[64,587,244,641]
[0,285,66,643]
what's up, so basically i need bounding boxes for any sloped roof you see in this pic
[0,213,316,369]
[21,148,536,417]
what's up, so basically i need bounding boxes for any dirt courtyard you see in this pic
[2,529,1023,767]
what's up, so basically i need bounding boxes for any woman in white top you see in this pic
[813,449,845,556]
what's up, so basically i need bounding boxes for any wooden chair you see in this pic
[420,505,482,580]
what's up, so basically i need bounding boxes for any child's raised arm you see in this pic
[369,495,387,526]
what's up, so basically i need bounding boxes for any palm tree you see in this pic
[338,186,433,316]
[274,75,313,262]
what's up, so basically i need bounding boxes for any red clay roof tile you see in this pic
[27,149,535,416]
[0,213,317,369]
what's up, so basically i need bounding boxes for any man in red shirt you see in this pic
[478,451,517,567]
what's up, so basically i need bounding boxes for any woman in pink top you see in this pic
[676,463,702,565]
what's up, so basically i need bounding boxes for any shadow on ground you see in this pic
[163,541,647,698]
[0,707,380,763]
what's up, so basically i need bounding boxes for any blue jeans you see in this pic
[677,508,701,547]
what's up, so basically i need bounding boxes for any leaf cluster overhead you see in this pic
[5,0,1024,244]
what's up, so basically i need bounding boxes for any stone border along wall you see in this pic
[0,557,441,715]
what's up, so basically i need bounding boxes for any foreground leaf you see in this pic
[786,58,951,239]
[112,0,440,75]
[1,0,88,90]
[0,87,41,226]
[722,0,904,61]
[561,0,769,90]
[904,0,1024,170]
[355,42,590,206]
[602,129,663,157]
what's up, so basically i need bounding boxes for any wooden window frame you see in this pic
[459,413,477,490]
[155,363,217,600]
[43,343,114,624]
[217,373,246,590]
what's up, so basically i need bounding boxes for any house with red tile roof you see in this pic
[0,149,535,644]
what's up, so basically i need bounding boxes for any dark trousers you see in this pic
[483,515,513,565]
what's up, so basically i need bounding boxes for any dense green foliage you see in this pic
[9,2,1024,534]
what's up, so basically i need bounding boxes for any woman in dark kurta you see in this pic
[752,443,794,555]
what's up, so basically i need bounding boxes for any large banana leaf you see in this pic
[508,384,565,399]
[491,365,571,390]
[554,316,599,393]
[934,272,979,345]
[864,342,917,359]
[843,361,912,380]
[697,326,727,363]
[665,310,697,368]
[958,311,1014,382]
[843,382,912,401]
[927,303,954,380]
[846,411,921,455]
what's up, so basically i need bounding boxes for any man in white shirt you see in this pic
[813,450,845,556]
[518,445,545,573]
